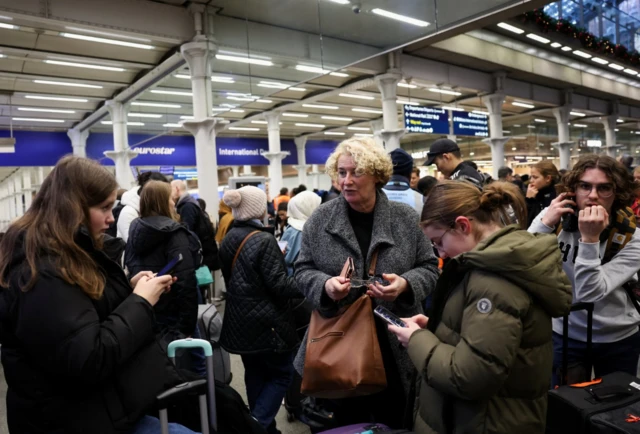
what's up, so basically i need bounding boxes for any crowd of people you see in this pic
[0,136,639,434]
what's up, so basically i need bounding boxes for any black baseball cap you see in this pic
[425,138,460,166]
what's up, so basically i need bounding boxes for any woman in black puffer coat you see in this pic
[0,157,192,434]
[526,160,560,227]
[125,181,202,345]
[219,186,300,434]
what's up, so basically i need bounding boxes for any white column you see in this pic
[231,166,239,178]
[7,176,16,221]
[104,100,137,190]
[242,165,254,176]
[181,39,219,218]
[311,164,320,190]
[294,136,310,186]
[481,93,509,179]
[22,168,32,211]
[67,129,89,158]
[375,70,405,151]
[13,174,23,218]
[552,106,574,170]
[261,112,288,196]
[602,115,618,158]
[370,119,384,148]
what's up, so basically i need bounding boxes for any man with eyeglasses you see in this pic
[528,154,640,385]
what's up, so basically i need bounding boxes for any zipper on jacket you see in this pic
[310,331,345,343]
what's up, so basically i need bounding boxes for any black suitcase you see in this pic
[547,302,640,433]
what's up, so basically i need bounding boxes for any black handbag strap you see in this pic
[231,231,260,272]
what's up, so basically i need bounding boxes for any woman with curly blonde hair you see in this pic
[294,137,440,428]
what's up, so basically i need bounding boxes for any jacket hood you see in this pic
[120,188,140,212]
[127,216,184,255]
[459,225,572,317]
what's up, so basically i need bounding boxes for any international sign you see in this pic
[453,112,489,137]
[403,105,449,134]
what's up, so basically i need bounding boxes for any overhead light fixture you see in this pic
[570,111,585,117]
[534,119,546,123]
[526,33,550,44]
[303,104,339,110]
[371,8,429,27]
[573,124,588,127]
[573,50,592,59]
[295,123,325,128]
[330,72,349,77]
[64,26,151,43]
[429,88,461,96]
[44,60,125,72]
[472,110,489,116]
[289,87,306,92]
[442,106,465,111]
[131,101,181,108]
[212,76,235,83]
[591,57,609,65]
[497,22,524,34]
[348,126,370,131]
[163,123,182,128]
[617,119,625,123]
[0,54,5,58]
[128,113,162,118]
[0,23,16,30]
[227,96,255,101]
[283,113,309,118]
[212,107,229,112]
[609,63,625,70]
[180,116,194,120]
[229,109,245,113]
[615,128,619,132]
[502,130,511,134]
[151,89,192,96]
[325,131,346,136]
[322,116,353,121]
[34,79,103,89]
[512,147,517,151]
[258,81,288,89]
[624,68,638,75]
[251,120,267,124]
[101,121,145,126]
[397,82,417,89]
[527,125,536,129]
[0,16,13,21]
[352,108,383,114]
[13,117,64,123]
[229,127,260,131]
[60,33,154,50]
[354,133,374,137]
[551,42,562,48]
[296,64,329,74]
[561,46,572,51]
[397,99,419,105]
[215,54,274,66]
[25,95,88,103]
[512,101,535,109]
[514,124,521,127]
[256,99,272,103]
[17,107,75,114]
[326,0,350,4]
[339,93,375,100]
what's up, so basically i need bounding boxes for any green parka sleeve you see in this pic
[407,272,531,400]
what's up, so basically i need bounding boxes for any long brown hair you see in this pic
[559,154,639,210]
[0,156,118,299]
[421,181,527,233]
[532,160,559,186]
[140,180,179,221]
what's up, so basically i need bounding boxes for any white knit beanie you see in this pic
[223,186,267,221]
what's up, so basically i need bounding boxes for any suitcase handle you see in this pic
[561,302,594,386]
[167,338,213,357]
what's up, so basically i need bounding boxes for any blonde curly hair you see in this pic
[325,137,393,188]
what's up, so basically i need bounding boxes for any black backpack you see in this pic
[195,207,220,271]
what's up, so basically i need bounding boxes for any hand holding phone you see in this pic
[541,192,577,228]
[157,254,183,277]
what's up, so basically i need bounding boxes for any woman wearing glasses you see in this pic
[528,154,640,384]
[388,180,571,434]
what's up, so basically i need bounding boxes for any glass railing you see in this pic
[544,0,640,52]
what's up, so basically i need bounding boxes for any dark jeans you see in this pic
[552,331,640,386]
[241,351,294,434]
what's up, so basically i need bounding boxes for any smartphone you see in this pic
[562,204,579,232]
[157,253,183,277]
[277,240,288,252]
[374,305,407,328]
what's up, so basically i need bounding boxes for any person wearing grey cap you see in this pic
[382,148,424,217]
[425,138,483,190]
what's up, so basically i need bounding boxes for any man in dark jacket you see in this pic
[425,138,484,190]
[171,180,220,272]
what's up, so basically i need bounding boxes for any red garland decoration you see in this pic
[519,9,640,66]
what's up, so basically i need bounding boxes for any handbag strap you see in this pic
[232,231,260,272]
[368,247,380,278]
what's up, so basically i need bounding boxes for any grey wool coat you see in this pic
[293,191,440,398]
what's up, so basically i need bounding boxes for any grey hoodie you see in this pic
[529,207,640,343]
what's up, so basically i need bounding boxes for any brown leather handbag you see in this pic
[301,250,387,399]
